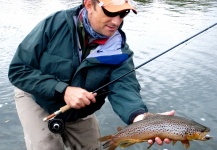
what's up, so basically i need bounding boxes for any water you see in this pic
[0,0,216,149]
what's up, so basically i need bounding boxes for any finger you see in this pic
[69,101,81,109]
[158,110,175,116]
[70,95,86,108]
[78,97,89,108]
[81,97,91,106]
[93,92,97,97]
[86,92,96,103]
[73,105,81,109]
[148,139,154,145]
[155,137,163,145]
[164,138,171,144]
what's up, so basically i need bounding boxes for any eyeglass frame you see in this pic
[97,1,130,18]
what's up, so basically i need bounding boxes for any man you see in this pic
[8,0,174,149]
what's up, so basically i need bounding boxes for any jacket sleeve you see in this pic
[8,12,68,98]
[108,45,148,125]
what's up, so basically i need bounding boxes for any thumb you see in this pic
[158,110,175,116]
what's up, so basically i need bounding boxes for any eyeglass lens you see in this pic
[102,7,130,18]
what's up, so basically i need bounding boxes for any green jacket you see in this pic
[8,5,148,124]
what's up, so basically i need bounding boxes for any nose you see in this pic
[111,15,123,26]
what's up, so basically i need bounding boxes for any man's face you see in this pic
[86,1,124,37]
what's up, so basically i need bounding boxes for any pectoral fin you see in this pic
[98,135,118,150]
[172,140,177,145]
[181,140,190,149]
[119,139,148,149]
[119,141,135,148]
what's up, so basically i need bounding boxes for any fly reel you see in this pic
[48,118,65,134]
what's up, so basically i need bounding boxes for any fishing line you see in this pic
[144,44,186,77]
[138,25,217,103]
[44,22,217,134]
[92,22,217,94]
[144,36,193,80]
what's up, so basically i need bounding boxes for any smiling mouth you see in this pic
[106,25,117,31]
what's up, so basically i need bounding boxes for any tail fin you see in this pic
[98,135,118,150]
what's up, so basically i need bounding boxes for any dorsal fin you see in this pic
[98,135,113,142]
[117,127,124,131]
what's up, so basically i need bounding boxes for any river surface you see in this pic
[0,0,217,149]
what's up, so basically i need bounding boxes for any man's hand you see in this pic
[64,86,97,109]
[133,110,176,146]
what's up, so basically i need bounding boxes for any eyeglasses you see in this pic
[101,7,130,18]
[97,0,130,18]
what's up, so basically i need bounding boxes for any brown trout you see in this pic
[98,113,212,150]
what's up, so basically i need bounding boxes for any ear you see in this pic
[84,0,92,11]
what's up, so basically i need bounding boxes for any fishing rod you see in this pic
[43,22,217,123]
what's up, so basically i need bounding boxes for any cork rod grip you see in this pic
[43,105,71,121]
[60,105,71,113]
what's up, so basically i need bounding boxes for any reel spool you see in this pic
[48,118,65,134]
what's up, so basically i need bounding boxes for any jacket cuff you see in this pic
[55,81,68,93]
[129,109,148,124]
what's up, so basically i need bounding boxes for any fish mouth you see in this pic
[201,135,213,141]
